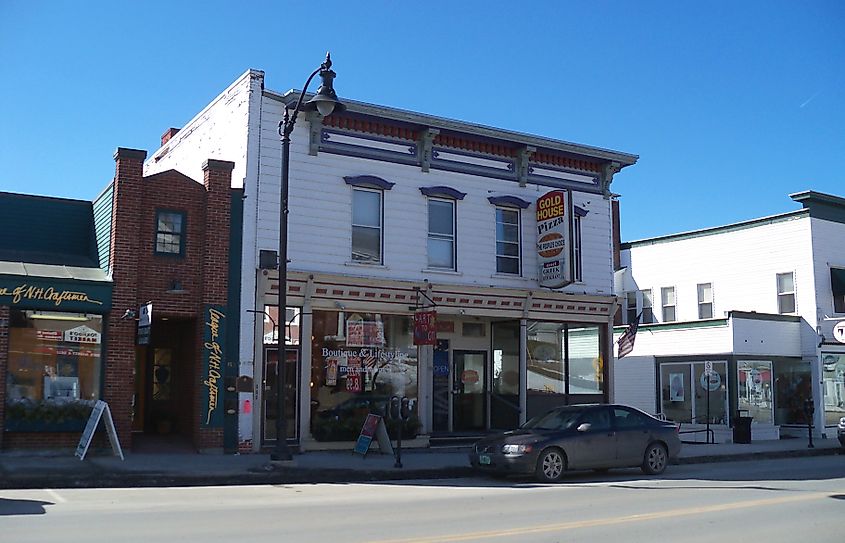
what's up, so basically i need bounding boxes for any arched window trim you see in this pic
[344,175,395,190]
[486,195,531,209]
[419,186,466,200]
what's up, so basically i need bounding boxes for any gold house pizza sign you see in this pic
[536,190,573,289]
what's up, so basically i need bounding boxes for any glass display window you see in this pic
[773,358,812,425]
[5,309,104,429]
[737,360,774,424]
[659,361,728,425]
[310,311,418,441]
[822,353,845,425]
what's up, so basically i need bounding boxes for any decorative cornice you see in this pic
[488,195,531,209]
[517,146,536,187]
[419,128,440,173]
[419,186,467,200]
[343,175,395,190]
[600,161,622,195]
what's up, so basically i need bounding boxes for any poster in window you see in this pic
[669,372,685,402]
[346,356,363,393]
[326,357,339,386]
[346,317,385,347]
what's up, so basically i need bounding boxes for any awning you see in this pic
[0,261,112,311]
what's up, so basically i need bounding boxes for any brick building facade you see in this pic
[104,148,241,452]
[1,147,242,453]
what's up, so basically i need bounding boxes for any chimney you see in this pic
[161,127,181,146]
[113,147,147,184]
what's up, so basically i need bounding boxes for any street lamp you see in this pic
[273,53,345,462]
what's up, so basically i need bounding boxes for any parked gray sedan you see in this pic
[469,404,682,482]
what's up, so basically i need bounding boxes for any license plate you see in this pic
[479,454,491,465]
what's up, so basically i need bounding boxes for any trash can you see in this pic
[733,413,752,444]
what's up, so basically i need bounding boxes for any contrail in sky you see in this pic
[800,91,821,108]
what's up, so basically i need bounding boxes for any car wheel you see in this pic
[641,442,668,475]
[535,448,566,482]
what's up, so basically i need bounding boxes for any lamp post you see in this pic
[273,53,345,462]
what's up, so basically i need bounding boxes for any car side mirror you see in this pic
[577,423,592,432]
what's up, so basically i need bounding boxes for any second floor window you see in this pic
[352,188,382,264]
[495,207,520,275]
[661,286,676,322]
[698,282,713,319]
[155,210,185,255]
[777,272,796,314]
[573,215,583,282]
[832,268,845,313]
[626,291,638,324]
[428,198,456,270]
[642,289,654,324]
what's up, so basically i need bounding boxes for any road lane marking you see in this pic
[368,491,833,543]
[45,489,66,503]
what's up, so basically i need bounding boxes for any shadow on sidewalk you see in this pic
[0,498,54,516]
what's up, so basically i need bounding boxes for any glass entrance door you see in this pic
[452,350,487,432]
[263,347,299,442]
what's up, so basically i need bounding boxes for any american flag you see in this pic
[617,313,641,359]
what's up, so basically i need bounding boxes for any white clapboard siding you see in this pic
[809,217,845,340]
[613,355,657,414]
[731,316,803,357]
[625,215,814,324]
[255,101,614,294]
[615,322,734,358]
[144,70,258,188]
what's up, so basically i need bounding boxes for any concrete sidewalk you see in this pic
[0,438,841,489]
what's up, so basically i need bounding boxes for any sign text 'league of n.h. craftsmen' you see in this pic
[536,190,572,289]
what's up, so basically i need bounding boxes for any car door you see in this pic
[612,406,654,466]
[566,406,616,469]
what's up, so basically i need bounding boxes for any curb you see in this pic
[675,445,842,465]
[1,448,840,490]
[0,467,476,490]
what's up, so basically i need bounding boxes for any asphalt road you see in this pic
[1,455,843,543]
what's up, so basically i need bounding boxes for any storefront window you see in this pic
[526,321,604,420]
[822,353,845,426]
[491,321,520,429]
[5,310,103,429]
[773,359,811,425]
[261,305,300,345]
[737,360,774,424]
[568,326,602,395]
[660,361,728,425]
[310,311,418,441]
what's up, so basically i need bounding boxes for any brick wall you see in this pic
[106,149,234,452]
[1,149,234,453]
[106,148,146,451]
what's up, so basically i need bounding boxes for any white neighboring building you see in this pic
[614,191,845,441]
[144,69,638,452]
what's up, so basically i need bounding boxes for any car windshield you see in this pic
[521,407,585,430]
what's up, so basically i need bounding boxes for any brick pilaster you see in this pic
[195,159,234,450]
[106,147,148,449]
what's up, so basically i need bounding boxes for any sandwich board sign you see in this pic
[75,400,124,461]
[353,413,393,457]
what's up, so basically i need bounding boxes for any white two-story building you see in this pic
[145,68,638,452]
[614,191,845,441]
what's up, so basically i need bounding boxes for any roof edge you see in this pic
[622,209,808,249]
[264,88,638,166]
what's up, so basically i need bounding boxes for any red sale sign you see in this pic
[413,310,437,345]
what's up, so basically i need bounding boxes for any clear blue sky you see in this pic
[1,1,842,241]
